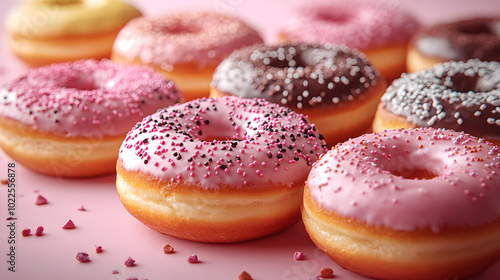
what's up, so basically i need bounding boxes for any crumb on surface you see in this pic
[162,244,174,254]
[320,267,334,278]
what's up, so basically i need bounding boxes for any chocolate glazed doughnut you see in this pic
[407,17,500,72]
[373,59,500,147]
[210,43,387,146]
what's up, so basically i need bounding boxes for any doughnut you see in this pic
[6,0,142,67]
[116,96,327,243]
[303,127,500,280]
[278,1,420,81]
[407,17,500,72]
[0,59,181,177]
[111,11,263,101]
[373,59,500,147]
[210,43,387,147]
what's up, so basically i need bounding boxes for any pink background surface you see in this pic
[1,0,500,279]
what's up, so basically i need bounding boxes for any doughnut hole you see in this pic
[381,149,440,180]
[59,75,99,91]
[314,10,351,24]
[456,22,495,36]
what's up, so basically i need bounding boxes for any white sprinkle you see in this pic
[487,118,495,124]
[302,91,309,98]
[328,82,334,90]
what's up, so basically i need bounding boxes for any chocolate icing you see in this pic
[211,43,381,110]
[413,17,500,61]
[381,59,500,140]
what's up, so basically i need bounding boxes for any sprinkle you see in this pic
[162,244,175,254]
[62,219,76,229]
[124,257,136,267]
[21,228,31,237]
[1,179,8,185]
[95,245,103,253]
[35,226,44,236]
[238,271,253,280]
[35,194,48,205]
[319,267,335,278]
[111,269,120,274]
[78,205,86,211]
[186,254,199,263]
[294,251,305,260]
[76,252,90,263]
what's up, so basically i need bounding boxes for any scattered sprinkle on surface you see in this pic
[21,228,31,237]
[238,271,253,280]
[62,219,76,229]
[76,252,90,263]
[186,254,199,263]
[294,251,305,260]
[125,257,136,267]
[35,194,48,205]
[35,226,44,236]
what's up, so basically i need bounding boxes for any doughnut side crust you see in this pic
[112,53,214,101]
[7,28,122,67]
[302,187,500,280]
[362,43,409,82]
[116,160,303,243]
[0,116,123,177]
[406,47,446,73]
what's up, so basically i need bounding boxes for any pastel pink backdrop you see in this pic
[0,0,499,279]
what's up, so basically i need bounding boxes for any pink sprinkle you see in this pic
[187,254,199,263]
[35,226,44,236]
[35,194,48,205]
[76,252,90,263]
[125,257,136,267]
[78,205,86,211]
[95,245,103,253]
[21,228,31,236]
[111,269,120,274]
[294,251,305,260]
[62,219,76,229]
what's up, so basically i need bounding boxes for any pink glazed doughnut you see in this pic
[111,11,264,101]
[303,128,500,280]
[0,59,181,177]
[116,96,327,243]
[279,1,420,81]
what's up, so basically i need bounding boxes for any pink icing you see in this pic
[280,1,420,49]
[0,59,181,137]
[119,96,327,189]
[307,128,500,232]
[112,11,263,71]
